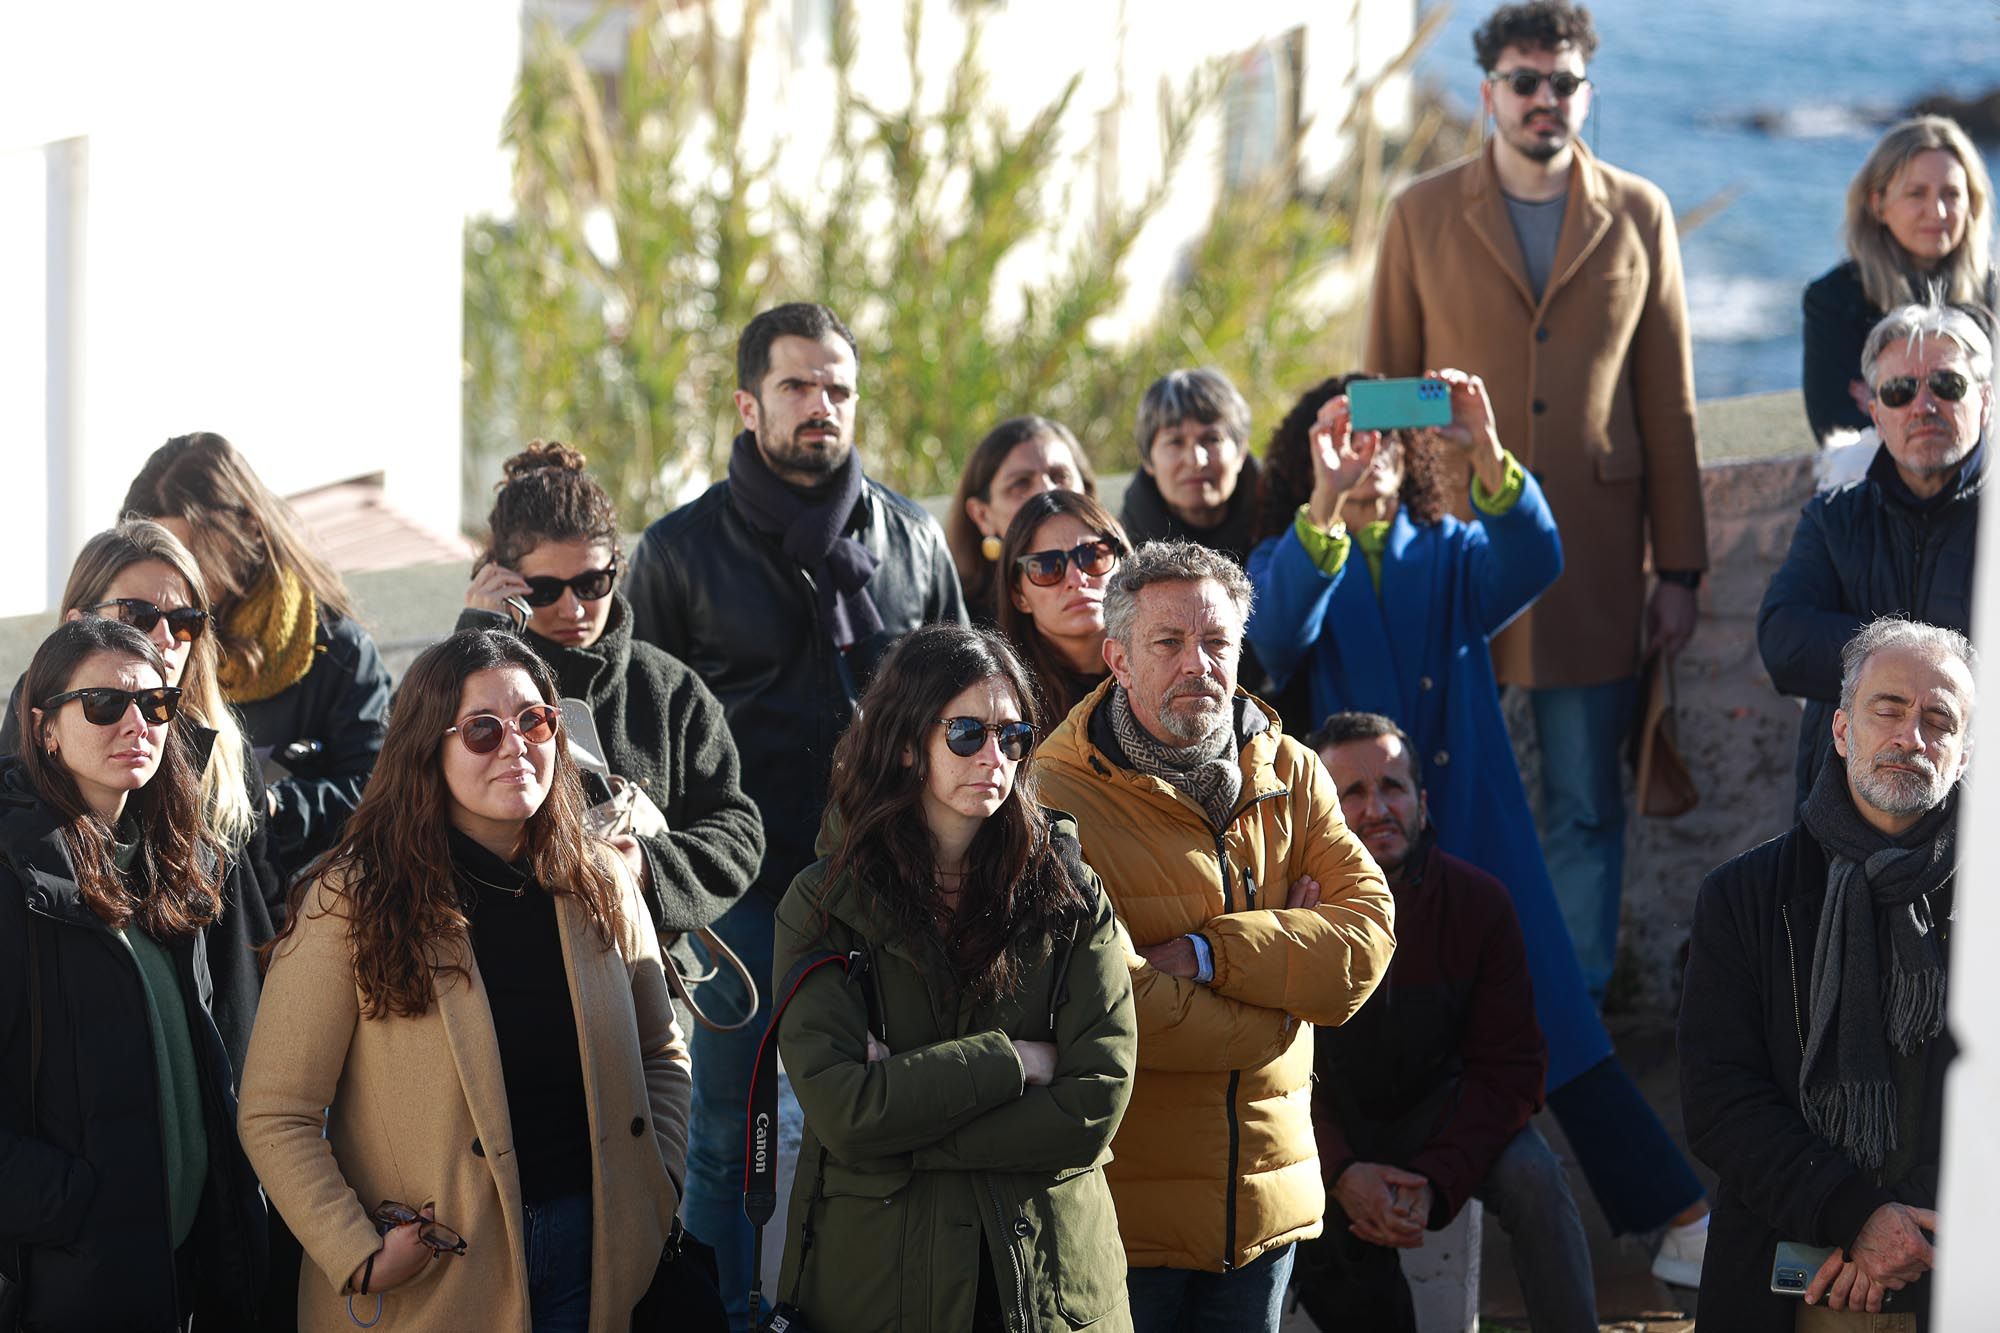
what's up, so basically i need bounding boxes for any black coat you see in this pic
[1679,824,1949,1332]
[0,761,266,1331]
[624,476,967,901]
[234,612,391,879]
[1801,261,1880,442]
[1757,445,1980,807]
[453,594,764,945]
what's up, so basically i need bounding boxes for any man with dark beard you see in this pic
[1292,712,1596,1333]
[1682,617,1972,1331]
[624,301,967,1330]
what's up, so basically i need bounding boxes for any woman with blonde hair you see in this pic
[122,432,391,877]
[239,628,690,1332]
[1803,115,1996,439]
[1,519,281,1072]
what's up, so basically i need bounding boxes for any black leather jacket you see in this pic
[624,475,967,900]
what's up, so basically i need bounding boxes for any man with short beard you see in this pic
[1292,712,1595,1333]
[1761,300,1990,809]
[624,301,967,1330]
[1034,540,1396,1333]
[1682,617,1972,1331]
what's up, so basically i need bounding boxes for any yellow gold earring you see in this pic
[980,535,1003,561]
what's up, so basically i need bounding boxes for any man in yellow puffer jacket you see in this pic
[1035,539,1397,1332]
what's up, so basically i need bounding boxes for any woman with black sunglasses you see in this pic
[994,490,1131,727]
[0,520,285,1078]
[239,628,691,1332]
[769,624,1137,1330]
[0,616,266,1330]
[458,443,763,1007]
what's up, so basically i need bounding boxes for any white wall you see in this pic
[0,1,522,616]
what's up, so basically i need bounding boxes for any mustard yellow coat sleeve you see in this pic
[1120,913,1296,1073]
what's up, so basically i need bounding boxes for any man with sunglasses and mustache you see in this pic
[1034,539,1395,1333]
[623,301,966,1331]
[1762,301,1990,811]
[1683,617,1972,1331]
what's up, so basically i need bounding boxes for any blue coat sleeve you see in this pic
[1245,531,1346,690]
[1757,499,1856,705]
[1462,473,1564,639]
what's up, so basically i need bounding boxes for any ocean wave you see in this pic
[1687,272,1796,344]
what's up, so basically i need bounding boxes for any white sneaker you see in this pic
[1651,1213,1709,1288]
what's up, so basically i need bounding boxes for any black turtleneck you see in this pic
[449,829,592,1203]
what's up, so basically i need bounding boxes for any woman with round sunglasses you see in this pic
[239,628,691,1332]
[946,416,1098,621]
[770,623,1136,1330]
[994,489,1130,726]
[122,432,392,881]
[458,443,763,1004]
[0,616,266,1330]
[1804,115,1996,442]
[0,520,285,1078]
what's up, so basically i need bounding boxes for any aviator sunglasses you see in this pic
[521,560,618,607]
[1015,539,1122,588]
[1489,68,1589,98]
[85,598,210,644]
[41,686,184,726]
[936,717,1036,761]
[444,704,562,755]
[1874,369,1971,410]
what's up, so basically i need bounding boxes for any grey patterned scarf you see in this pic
[1107,684,1241,830]
[1797,756,1955,1171]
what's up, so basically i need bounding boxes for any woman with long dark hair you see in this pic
[122,432,392,877]
[0,617,265,1329]
[946,416,1097,620]
[238,629,690,1332]
[993,489,1130,726]
[771,624,1137,1330]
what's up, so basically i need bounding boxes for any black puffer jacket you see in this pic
[1757,444,1980,807]
[624,475,967,901]
[0,760,266,1331]
[1680,823,1949,1331]
[233,612,391,879]
[454,594,764,945]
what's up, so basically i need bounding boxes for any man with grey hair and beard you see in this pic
[1035,539,1396,1333]
[1761,298,1990,809]
[1682,616,1973,1331]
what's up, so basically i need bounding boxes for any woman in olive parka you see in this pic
[772,624,1139,1332]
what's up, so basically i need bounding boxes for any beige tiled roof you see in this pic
[286,476,473,574]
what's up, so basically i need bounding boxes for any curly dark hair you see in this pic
[1472,1,1599,69]
[1251,375,1450,546]
[478,441,622,574]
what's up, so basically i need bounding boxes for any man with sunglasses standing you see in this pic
[623,301,967,1331]
[1363,0,1714,1286]
[1761,301,1990,810]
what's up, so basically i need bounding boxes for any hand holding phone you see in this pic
[1306,395,1381,526]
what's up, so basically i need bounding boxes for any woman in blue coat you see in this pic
[1246,370,1712,1268]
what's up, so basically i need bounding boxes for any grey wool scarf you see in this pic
[1797,756,1954,1171]
[1107,684,1241,831]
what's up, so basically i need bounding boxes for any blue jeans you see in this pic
[523,1192,592,1333]
[680,891,778,1332]
[1126,1243,1294,1333]
[1530,679,1639,1001]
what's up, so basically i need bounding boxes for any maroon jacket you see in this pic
[1311,840,1547,1226]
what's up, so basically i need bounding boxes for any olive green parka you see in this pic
[772,815,1138,1332]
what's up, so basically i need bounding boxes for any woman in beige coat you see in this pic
[238,628,691,1332]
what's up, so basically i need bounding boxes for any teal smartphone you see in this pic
[1770,1240,1838,1295]
[1347,377,1452,431]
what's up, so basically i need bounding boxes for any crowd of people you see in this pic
[0,1,1990,1330]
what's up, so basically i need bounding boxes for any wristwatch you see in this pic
[1656,569,1702,590]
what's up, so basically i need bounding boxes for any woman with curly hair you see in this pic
[770,624,1137,1330]
[238,629,690,1332]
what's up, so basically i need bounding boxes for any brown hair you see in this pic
[477,441,622,574]
[17,617,221,938]
[1252,374,1450,546]
[945,417,1097,616]
[824,625,1086,1005]
[271,629,624,1019]
[994,489,1129,723]
[121,432,356,678]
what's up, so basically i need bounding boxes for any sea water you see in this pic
[1415,0,2000,401]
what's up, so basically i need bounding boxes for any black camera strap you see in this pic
[743,946,879,1326]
